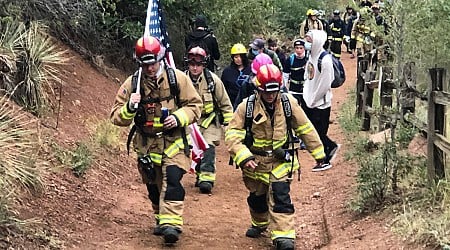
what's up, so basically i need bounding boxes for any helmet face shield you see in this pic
[254,64,282,92]
[134,36,165,65]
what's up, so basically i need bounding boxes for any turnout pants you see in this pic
[244,174,296,241]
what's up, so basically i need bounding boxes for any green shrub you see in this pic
[71,142,93,177]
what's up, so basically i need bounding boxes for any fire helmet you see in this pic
[255,64,282,92]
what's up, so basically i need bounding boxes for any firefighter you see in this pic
[225,64,325,250]
[110,36,202,244]
[328,9,345,59]
[299,9,324,39]
[184,45,233,194]
[350,7,376,59]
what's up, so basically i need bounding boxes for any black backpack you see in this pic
[318,51,346,88]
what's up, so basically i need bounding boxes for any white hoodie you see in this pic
[303,30,334,109]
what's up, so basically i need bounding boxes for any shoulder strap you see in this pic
[289,54,295,68]
[244,94,256,147]
[165,65,190,156]
[280,93,292,131]
[203,68,215,93]
[318,51,328,73]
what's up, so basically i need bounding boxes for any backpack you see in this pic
[318,51,345,88]
[203,68,225,125]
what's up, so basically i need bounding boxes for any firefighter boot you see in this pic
[274,238,295,250]
[197,145,215,194]
[162,226,181,244]
[245,225,267,238]
[153,219,163,236]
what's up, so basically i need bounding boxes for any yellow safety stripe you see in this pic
[253,138,272,148]
[295,122,314,135]
[273,136,287,150]
[233,147,254,166]
[159,214,183,226]
[351,34,356,39]
[271,160,299,179]
[198,172,216,182]
[332,52,341,58]
[251,218,269,227]
[328,36,333,40]
[149,152,162,165]
[332,37,343,41]
[331,27,341,32]
[153,117,163,128]
[172,109,189,127]
[271,229,296,240]
[290,67,304,71]
[311,145,326,160]
[164,136,192,158]
[200,112,216,128]
[203,103,214,114]
[225,129,246,140]
[120,105,135,120]
[243,168,270,185]
[223,112,233,124]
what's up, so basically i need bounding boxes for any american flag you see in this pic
[144,0,175,68]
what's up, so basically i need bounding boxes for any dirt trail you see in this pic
[17,47,414,250]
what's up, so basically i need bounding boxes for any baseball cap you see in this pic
[293,39,305,47]
[249,38,265,50]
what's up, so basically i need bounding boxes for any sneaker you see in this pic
[162,227,180,244]
[198,182,213,194]
[312,162,332,172]
[274,238,295,250]
[327,144,341,163]
[245,226,267,238]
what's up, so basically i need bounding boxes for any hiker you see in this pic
[282,39,308,108]
[185,15,220,72]
[303,30,340,172]
[247,38,283,71]
[221,43,252,109]
[299,9,324,39]
[328,9,345,59]
[110,35,202,244]
[233,53,273,109]
[184,45,233,194]
[225,63,325,250]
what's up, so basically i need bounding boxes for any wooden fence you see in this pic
[355,55,448,183]
[427,68,448,183]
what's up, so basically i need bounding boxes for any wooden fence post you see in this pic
[379,66,394,130]
[356,57,369,117]
[428,68,446,184]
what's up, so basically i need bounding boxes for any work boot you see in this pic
[162,226,181,244]
[198,181,213,194]
[153,224,163,236]
[274,238,295,250]
[245,225,267,238]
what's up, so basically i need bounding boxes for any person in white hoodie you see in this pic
[303,29,340,172]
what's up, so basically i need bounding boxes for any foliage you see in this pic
[52,141,93,177]
[393,175,450,248]
[88,118,121,149]
[0,95,43,228]
[0,18,66,115]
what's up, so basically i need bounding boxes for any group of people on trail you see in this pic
[109,3,386,248]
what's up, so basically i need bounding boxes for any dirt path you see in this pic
[17,47,413,250]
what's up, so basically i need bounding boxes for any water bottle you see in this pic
[161,107,169,123]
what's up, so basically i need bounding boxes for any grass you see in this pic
[338,85,449,248]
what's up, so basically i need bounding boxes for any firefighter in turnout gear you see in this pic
[350,7,376,58]
[328,10,345,59]
[184,45,233,194]
[299,9,324,39]
[110,36,202,244]
[225,64,325,250]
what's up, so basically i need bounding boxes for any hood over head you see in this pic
[306,30,327,56]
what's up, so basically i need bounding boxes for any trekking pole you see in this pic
[134,67,143,109]
[55,79,63,129]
